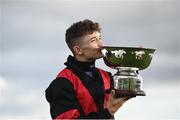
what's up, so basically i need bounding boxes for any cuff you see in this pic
[104,108,114,119]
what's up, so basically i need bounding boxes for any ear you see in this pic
[73,45,83,55]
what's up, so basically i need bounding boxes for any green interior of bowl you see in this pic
[102,46,156,70]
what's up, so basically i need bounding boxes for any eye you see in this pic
[90,38,96,42]
[99,35,102,40]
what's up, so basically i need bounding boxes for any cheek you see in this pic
[87,42,98,47]
[83,44,97,50]
[92,43,99,48]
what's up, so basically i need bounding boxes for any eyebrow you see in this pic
[89,35,101,40]
[90,37,97,40]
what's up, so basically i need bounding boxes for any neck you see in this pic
[74,55,95,62]
[71,56,95,71]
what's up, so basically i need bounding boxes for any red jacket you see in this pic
[45,56,113,119]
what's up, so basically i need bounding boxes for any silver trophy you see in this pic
[102,46,155,97]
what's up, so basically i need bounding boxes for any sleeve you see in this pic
[45,77,82,119]
[80,109,114,119]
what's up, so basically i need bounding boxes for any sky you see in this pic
[0,0,180,120]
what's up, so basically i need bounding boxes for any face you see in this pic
[73,31,104,61]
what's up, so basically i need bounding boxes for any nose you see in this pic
[98,39,104,48]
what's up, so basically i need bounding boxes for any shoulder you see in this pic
[49,77,73,88]
[45,76,75,101]
[46,68,74,91]
[57,67,73,77]
[56,67,80,85]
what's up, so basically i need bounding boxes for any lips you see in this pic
[98,48,103,53]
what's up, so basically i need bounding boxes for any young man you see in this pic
[45,19,132,119]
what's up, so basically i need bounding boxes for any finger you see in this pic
[124,97,130,101]
[124,96,136,101]
[117,97,129,102]
[114,98,126,107]
[114,98,126,104]
[117,99,126,105]
[111,90,115,96]
[110,90,116,99]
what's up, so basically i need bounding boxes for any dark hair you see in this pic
[65,19,101,52]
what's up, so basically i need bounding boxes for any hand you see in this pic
[106,90,133,115]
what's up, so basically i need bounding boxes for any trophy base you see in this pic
[114,89,136,98]
[136,90,146,96]
[113,67,146,98]
[114,89,146,98]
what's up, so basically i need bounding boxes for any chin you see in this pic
[94,54,103,60]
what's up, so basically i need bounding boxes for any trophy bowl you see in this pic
[102,46,155,70]
[102,46,155,97]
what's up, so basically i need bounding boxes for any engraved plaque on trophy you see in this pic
[102,46,155,97]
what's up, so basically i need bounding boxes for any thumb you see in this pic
[110,90,116,98]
